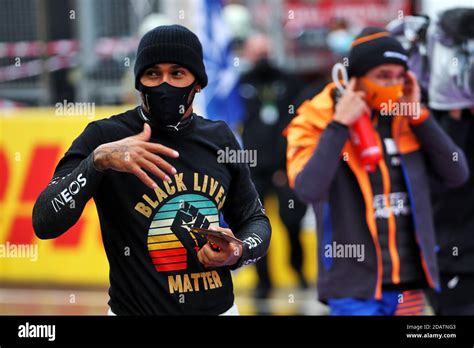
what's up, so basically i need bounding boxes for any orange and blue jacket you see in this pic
[284,82,469,300]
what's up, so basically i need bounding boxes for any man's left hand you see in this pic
[197,226,243,268]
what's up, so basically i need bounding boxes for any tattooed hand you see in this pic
[93,123,179,189]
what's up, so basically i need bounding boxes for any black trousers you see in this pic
[252,170,307,289]
[425,273,474,315]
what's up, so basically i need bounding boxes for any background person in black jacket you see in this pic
[389,8,474,315]
[239,34,308,299]
[427,107,474,315]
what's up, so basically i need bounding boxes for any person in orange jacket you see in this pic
[284,27,469,315]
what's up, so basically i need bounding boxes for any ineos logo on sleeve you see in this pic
[50,173,87,212]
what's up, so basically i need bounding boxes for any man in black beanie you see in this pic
[32,24,271,315]
[285,27,469,315]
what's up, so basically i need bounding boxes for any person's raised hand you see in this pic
[333,77,370,126]
[93,123,179,189]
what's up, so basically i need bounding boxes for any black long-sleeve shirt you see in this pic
[32,107,271,315]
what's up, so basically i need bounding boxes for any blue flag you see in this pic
[194,0,244,131]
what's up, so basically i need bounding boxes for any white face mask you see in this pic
[327,30,354,55]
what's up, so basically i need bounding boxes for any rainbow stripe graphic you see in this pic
[147,194,219,272]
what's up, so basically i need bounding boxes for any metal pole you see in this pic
[77,0,96,102]
[36,0,51,105]
[268,0,286,68]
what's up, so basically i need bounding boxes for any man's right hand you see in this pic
[333,77,370,126]
[93,123,179,189]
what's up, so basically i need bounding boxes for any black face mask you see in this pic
[139,81,197,127]
[253,58,274,77]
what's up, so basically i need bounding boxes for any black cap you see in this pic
[134,24,208,89]
[348,27,408,77]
